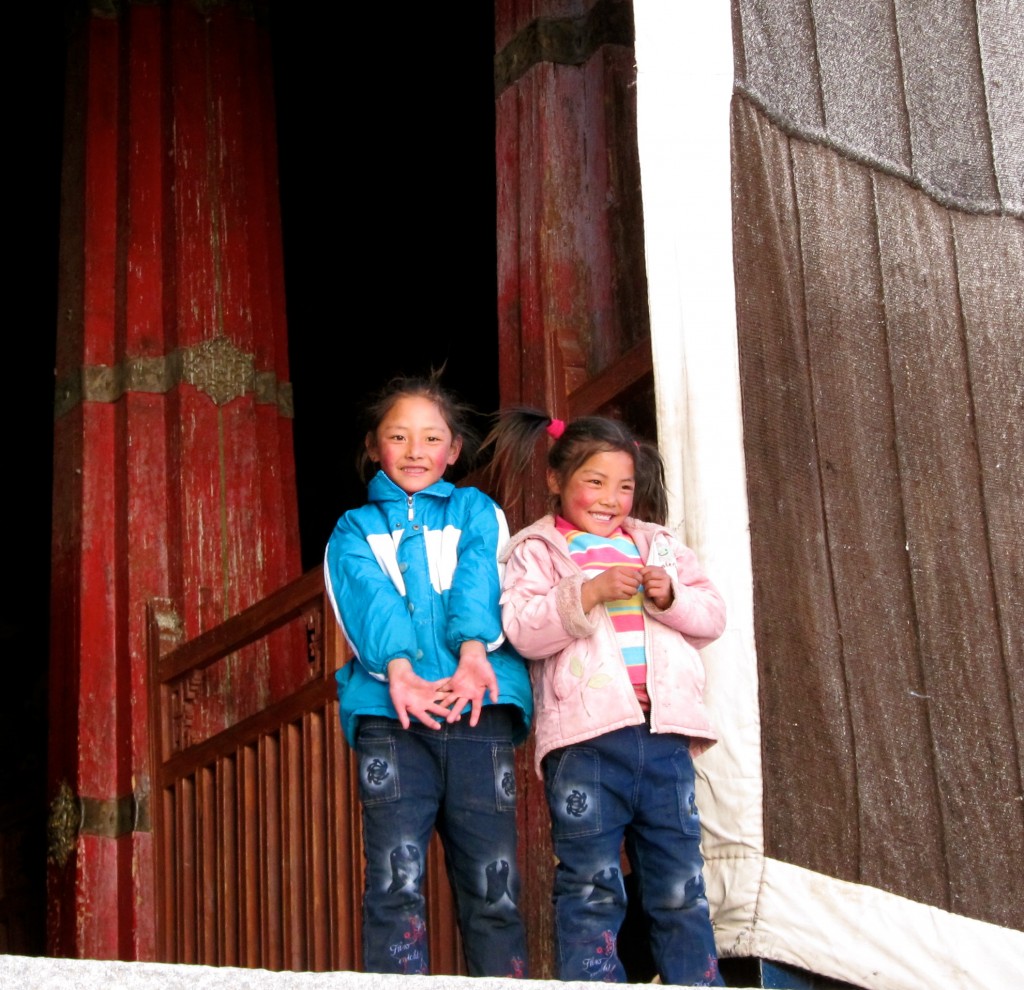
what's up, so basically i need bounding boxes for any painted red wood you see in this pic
[125,5,167,359]
[50,13,138,957]
[81,20,119,366]
[48,1,302,960]
[71,31,123,965]
[122,7,173,956]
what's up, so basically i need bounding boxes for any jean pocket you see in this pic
[357,731,400,806]
[671,744,702,839]
[492,742,518,811]
[544,746,602,839]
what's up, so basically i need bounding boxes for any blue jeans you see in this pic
[543,724,724,985]
[354,706,528,978]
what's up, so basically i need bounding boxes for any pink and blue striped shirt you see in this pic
[556,516,650,703]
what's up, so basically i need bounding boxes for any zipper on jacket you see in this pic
[644,604,657,732]
[407,494,414,521]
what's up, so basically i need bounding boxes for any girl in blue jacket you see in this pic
[323,371,532,978]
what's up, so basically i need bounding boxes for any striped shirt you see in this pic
[556,516,649,694]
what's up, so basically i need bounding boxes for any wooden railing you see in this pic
[147,568,463,973]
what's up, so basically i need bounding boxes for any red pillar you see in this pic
[493,1,649,977]
[47,2,301,959]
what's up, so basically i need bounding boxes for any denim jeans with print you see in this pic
[355,705,527,978]
[543,723,724,986]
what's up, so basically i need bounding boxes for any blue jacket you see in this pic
[323,470,533,748]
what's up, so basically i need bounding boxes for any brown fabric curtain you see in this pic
[732,0,1023,933]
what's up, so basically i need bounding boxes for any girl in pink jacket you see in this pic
[486,409,726,987]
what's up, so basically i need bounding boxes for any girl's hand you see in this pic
[445,641,499,727]
[386,658,455,730]
[581,566,643,612]
[639,565,674,609]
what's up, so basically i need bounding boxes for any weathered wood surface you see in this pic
[49,2,301,959]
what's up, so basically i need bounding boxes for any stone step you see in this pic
[2,955,742,990]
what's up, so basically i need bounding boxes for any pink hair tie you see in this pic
[546,418,566,439]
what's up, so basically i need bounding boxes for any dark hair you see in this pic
[356,368,480,483]
[482,406,669,525]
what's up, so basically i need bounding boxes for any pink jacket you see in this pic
[499,514,726,778]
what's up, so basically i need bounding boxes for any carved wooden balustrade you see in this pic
[147,567,463,973]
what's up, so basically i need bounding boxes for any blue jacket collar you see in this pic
[366,469,455,503]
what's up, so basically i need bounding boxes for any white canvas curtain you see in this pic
[632,4,1024,989]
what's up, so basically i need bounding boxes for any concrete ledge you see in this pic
[1,956,752,990]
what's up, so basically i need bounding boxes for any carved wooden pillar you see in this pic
[493,0,651,978]
[47,0,301,959]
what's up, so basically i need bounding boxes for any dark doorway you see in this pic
[270,5,500,569]
[2,2,64,957]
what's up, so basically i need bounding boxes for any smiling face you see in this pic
[366,394,462,495]
[549,448,636,537]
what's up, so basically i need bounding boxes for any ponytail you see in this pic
[481,406,553,509]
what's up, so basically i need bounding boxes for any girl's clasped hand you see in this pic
[582,562,673,611]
